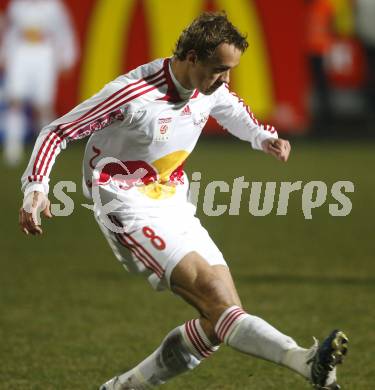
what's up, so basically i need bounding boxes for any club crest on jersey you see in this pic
[155,118,172,141]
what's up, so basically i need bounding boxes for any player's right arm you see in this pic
[19,79,131,236]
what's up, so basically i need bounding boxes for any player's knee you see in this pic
[171,254,240,327]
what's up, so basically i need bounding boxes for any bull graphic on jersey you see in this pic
[95,150,189,200]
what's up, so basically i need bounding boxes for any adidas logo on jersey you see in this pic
[181,105,191,116]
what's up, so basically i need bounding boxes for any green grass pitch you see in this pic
[1,137,374,389]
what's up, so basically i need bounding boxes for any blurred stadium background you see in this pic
[0,0,374,389]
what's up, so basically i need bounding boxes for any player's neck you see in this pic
[170,57,194,91]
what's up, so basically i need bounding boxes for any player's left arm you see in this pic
[210,84,291,162]
[261,138,291,162]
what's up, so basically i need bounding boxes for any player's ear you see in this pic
[186,50,198,65]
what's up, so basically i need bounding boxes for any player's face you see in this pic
[189,43,242,95]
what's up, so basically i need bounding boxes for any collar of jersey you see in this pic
[168,60,195,100]
[158,58,199,103]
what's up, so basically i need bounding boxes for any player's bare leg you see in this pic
[171,254,348,388]
[100,275,221,389]
[100,254,229,390]
[101,252,348,389]
[171,253,303,360]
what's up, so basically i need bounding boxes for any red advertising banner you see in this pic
[0,0,362,134]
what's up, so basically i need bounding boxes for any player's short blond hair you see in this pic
[174,12,248,61]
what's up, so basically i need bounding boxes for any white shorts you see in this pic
[94,204,227,291]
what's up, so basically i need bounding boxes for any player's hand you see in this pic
[19,191,53,236]
[262,138,291,162]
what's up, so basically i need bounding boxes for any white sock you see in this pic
[215,305,310,377]
[117,319,219,389]
[281,342,317,379]
[4,107,25,166]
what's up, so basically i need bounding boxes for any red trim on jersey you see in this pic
[30,65,165,182]
[68,77,164,140]
[30,79,166,183]
[62,67,164,130]
[223,84,276,134]
[45,80,165,177]
[70,73,164,135]
[158,58,200,103]
[191,89,200,99]
[32,68,162,177]
[158,58,183,103]
[38,133,62,177]
[31,130,63,179]
[37,76,165,177]
[27,174,43,182]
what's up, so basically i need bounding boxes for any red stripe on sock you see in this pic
[216,308,244,340]
[191,319,215,354]
[219,311,246,342]
[185,320,209,358]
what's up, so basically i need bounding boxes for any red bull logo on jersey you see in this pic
[98,159,157,189]
[91,150,189,200]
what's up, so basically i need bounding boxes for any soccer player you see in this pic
[0,0,77,166]
[19,12,348,390]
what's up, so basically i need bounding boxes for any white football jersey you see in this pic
[21,57,277,214]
